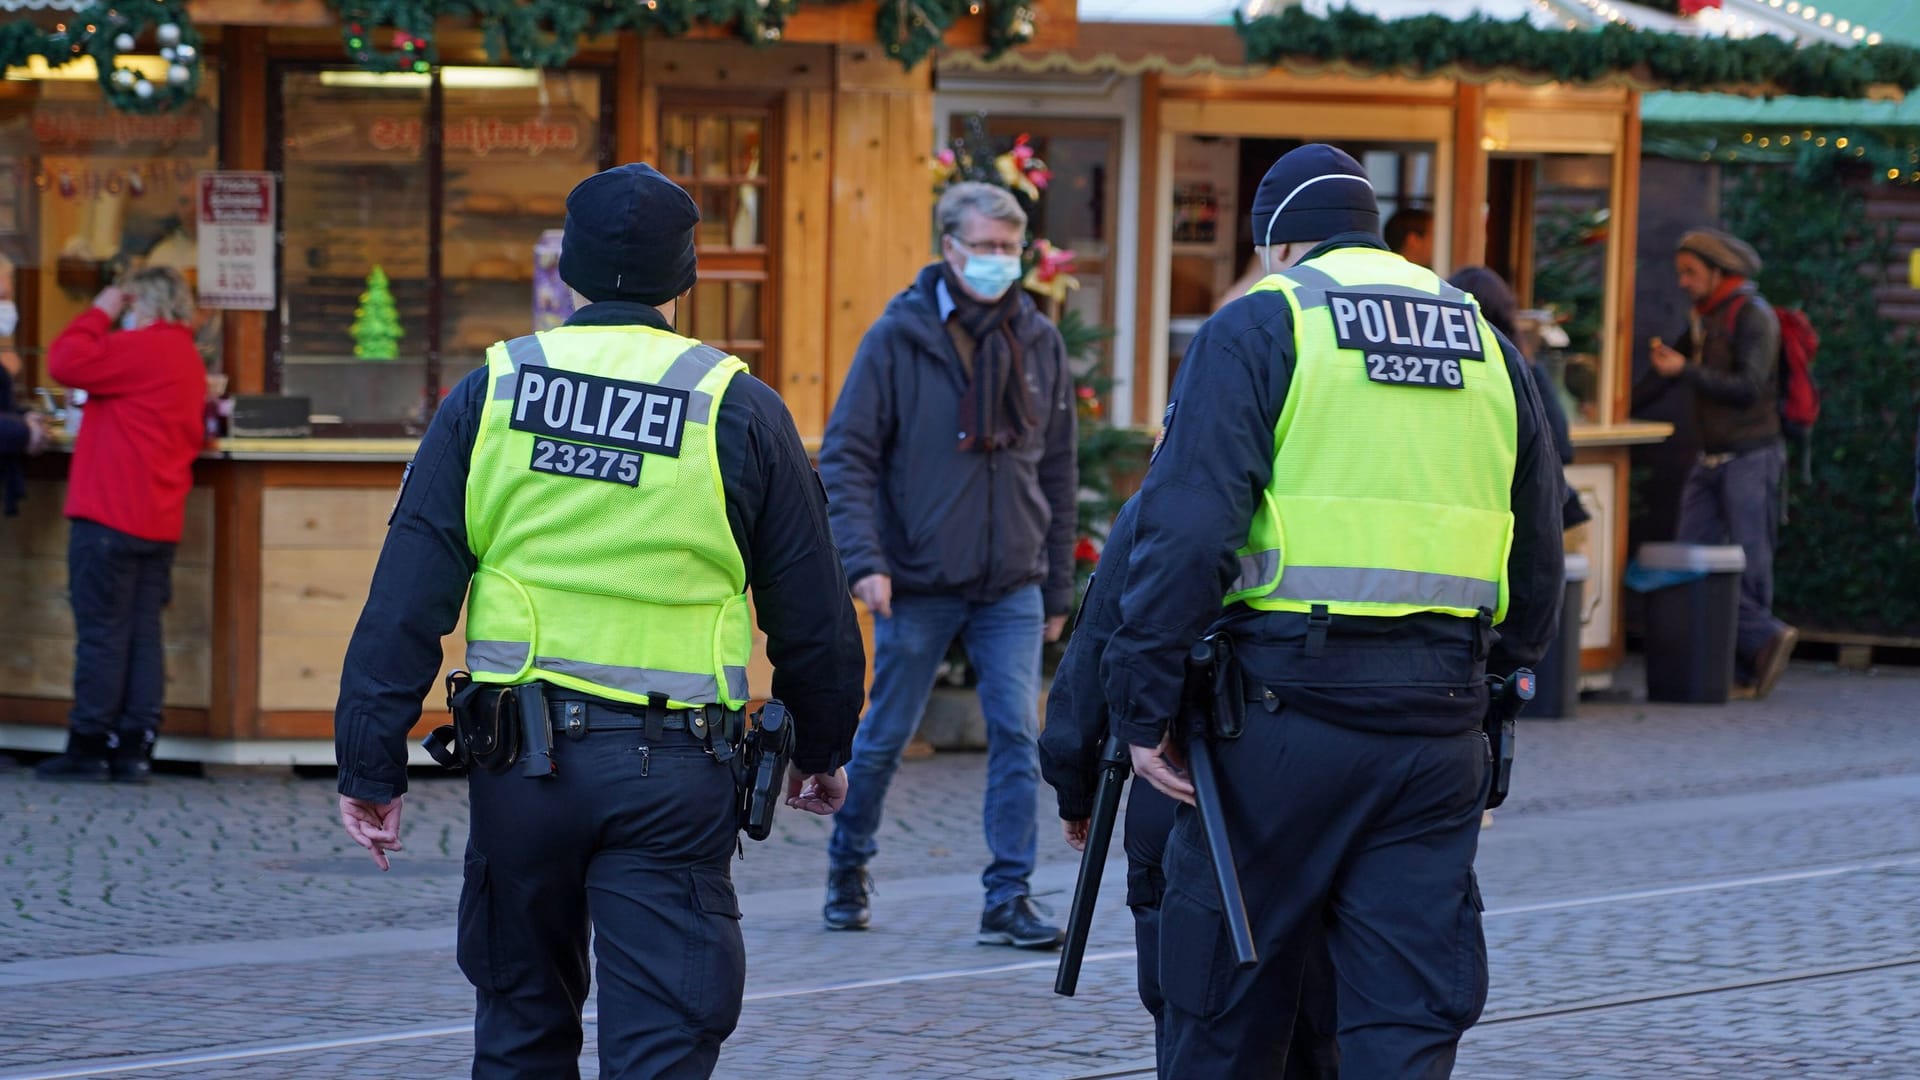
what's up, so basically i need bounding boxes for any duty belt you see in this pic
[545,694,737,742]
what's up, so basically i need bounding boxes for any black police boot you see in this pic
[110,730,156,784]
[34,733,112,783]
[978,895,1065,950]
[823,867,873,931]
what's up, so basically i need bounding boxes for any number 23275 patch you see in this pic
[530,437,642,487]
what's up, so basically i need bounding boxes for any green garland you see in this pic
[1235,8,1920,99]
[327,0,1036,78]
[0,0,203,114]
[2,0,1034,113]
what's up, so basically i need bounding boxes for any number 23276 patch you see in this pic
[1326,290,1486,390]
[530,437,643,487]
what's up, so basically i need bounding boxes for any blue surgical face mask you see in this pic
[0,301,17,338]
[956,246,1024,302]
[120,310,142,332]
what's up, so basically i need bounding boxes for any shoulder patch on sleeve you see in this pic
[388,461,415,526]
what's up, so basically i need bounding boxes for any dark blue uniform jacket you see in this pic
[1101,237,1565,752]
[334,302,867,803]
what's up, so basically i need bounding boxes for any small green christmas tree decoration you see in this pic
[351,266,403,360]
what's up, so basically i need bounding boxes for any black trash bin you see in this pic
[1639,542,1746,704]
[1531,553,1588,719]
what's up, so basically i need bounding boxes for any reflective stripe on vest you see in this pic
[1224,248,1518,621]
[464,325,753,709]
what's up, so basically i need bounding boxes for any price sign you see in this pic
[197,172,276,310]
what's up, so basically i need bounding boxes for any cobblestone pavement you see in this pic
[4,660,1920,1078]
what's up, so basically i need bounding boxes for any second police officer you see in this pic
[332,163,867,1079]
[1105,144,1564,1077]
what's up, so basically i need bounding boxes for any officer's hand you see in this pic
[786,768,848,815]
[852,574,893,618]
[1063,818,1090,852]
[338,794,405,872]
[1649,341,1687,377]
[1044,614,1068,643]
[1130,737,1196,807]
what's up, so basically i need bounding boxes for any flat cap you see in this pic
[1677,228,1762,279]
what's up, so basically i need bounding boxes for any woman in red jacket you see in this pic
[36,268,207,783]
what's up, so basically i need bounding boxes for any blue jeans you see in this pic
[1676,442,1789,679]
[67,518,175,743]
[828,585,1044,908]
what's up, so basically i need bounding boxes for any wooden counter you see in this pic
[0,440,861,765]
[1565,421,1673,679]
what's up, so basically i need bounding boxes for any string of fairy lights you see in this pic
[1541,0,1889,43]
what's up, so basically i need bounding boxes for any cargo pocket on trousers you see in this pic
[456,851,506,993]
[683,869,747,1044]
[1156,836,1233,1021]
[1447,870,1489,1030]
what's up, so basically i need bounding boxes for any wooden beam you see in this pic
[209,464,264,740]
[1612,94,1643,429]
[1451,82,1488,270]
[220,26,270,396]
[615,32,647,165]
[1131,71,1162,429]
[778,88,834,440]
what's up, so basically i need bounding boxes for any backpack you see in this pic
[1726,296,1822,439]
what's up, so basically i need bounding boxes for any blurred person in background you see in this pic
[0,251,51,516]
[34,268,206,783]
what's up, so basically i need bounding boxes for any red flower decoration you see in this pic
[1074,537,1100,564]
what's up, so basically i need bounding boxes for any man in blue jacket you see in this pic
[818,180,1078,947]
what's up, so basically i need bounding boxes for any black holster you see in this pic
[737,699,795,842]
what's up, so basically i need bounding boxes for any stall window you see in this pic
[272,66,607,433]
[0,65,221,395]
[962,116,1121,360]
[1491,153,1612,426]
[661,99,774,380]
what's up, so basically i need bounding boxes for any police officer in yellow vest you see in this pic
[332,163,866,1079]
[1107,144,1564,1077]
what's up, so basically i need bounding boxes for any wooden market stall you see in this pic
[934,0,1917,682]
[0,0,1071,762]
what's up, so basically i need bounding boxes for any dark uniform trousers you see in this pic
[460,712,745,1080]
[1156,709,1487,1079]
[1127,784,1341,1079]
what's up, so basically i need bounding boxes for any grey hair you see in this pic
[124,267,195,325]
[936,181,1027,237]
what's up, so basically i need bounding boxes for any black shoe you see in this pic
[823,867,873,931]
[110,730,156,784]
[978,895,1064,950]
[35,734,112,783]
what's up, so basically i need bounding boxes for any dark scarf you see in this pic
[932,261,1034,453]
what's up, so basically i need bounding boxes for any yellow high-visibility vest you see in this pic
[463,325,751,709]
[1225,247,1519,622]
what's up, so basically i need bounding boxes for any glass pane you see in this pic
[694,282,726,342]
[728,281,761,343]
[731,117,764,179]
[440,70,602,383]
[697,186,731,247]
[0,73,223,404]
[279,70,431,425]
[729,182,765,248]
[663,112,696,179]
[1528,154,1612,426]
[696,116,727,179]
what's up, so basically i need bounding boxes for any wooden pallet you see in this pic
[1796,630,1920,670]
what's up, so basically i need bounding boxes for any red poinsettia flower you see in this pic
[1074,537,1100,565]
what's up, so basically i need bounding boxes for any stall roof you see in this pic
[1076,0,1864,39]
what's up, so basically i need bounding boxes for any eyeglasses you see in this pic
[948,235,1027,257]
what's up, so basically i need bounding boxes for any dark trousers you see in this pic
[1676,442,1790,679]
[1156,712,1487,1080]
[67,518,176,743]
[461,718,745,1080]
[1127,782,1340,1079]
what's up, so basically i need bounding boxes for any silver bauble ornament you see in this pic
[156,22,181,47]
[114,32,135,52]
[168,64,189,86]
[112,67,136,87]
[134,79,154,99]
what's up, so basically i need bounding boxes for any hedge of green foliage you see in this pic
[1720,157,1920,634]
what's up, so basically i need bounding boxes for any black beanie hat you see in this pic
[1249,144,1380,248]
[558,163,699,306]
